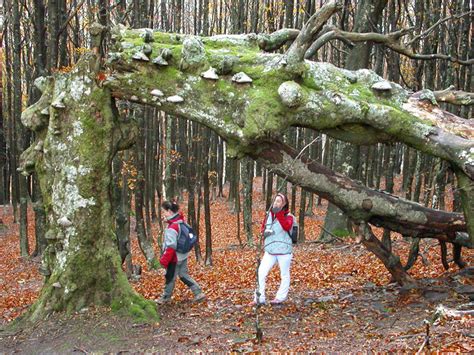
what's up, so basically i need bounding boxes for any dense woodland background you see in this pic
[0,0,472,269]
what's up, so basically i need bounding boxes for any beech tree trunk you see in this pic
[19,52,157,322]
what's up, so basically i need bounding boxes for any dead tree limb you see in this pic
[433,86,474,106]
[404,237,420,271]
[355,221,415,286]
[257,29,300,52]
[305,25,474,65]
[440,241,449,270]
[286,1,341,66]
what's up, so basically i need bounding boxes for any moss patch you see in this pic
[111,293,159,323]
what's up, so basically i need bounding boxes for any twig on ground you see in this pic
[415,320,431,355]
[72,347,88,354]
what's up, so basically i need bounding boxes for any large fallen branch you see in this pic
[100,23,473,244]
[251,141,470,245]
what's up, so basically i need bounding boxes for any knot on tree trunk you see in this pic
[180,36,206,71]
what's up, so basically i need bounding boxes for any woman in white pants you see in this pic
[253,193,294,305]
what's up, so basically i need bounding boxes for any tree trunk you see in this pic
[47,0,59,71]
[134,110,157,267]
[242,157,253,245]
[113,154,133,277]
[19,52,157,322]
[203,129,212,266]
[193,123,203,263]
[265,171,273,210]
[32,178,47,257]
[319,141,355,240]
[298,188,306,242]
[12,0,29,256]
[164,114,176,200]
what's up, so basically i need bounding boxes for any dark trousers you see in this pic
[163,258,201,298]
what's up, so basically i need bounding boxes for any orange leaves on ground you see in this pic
[0,209,40,322]
[0,177,472,352]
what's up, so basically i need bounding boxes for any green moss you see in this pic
[233,64,265,79]
[149,258,160,270]
[110,298,123,312]
[124,66,184,99]
[241,69,296,139]
[120,31,183,67]
[76,89,114,174]
[332,229,354,238]
[129,303,146,318]
[110,293,159,323]
[202,36,259,51]
[215,78,235,93]
[152,32,184,45]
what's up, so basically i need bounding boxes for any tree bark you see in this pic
[242,157,253,245]
[356,222,415,286]
[12,0,29,257]
[19,52,157,322]
[203,129,212,266]
[134,110,157,267]
[112,154,133,277]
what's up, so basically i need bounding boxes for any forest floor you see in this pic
[0,181,473,353]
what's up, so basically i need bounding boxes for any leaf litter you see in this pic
[0,180,473,352]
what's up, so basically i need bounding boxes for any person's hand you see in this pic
[156,267,166,275]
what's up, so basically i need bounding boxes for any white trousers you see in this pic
[255,252,293,303]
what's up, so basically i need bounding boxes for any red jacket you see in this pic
[260,209,293,233]
[159,213,185,268]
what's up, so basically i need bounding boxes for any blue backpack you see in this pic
[175,221,197,253]
[287,213,299,244]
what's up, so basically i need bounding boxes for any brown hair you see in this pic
[161,200,179,213]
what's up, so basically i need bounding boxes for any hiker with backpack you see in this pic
[252,193,296,305]
[156,200,206,304]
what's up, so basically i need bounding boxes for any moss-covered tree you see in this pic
[19,48,157,322]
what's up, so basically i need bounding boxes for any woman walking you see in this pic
[156,200,205,304]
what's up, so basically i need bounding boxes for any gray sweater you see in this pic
[263,213,293,255]
[163,213,189,262]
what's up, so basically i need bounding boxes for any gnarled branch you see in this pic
[286,1,341,66]
[257,29,300,52]
[433,86,474,106]
[305,25,474,65]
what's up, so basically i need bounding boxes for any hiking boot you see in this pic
[193,293,206,302]
[270,298,285,305]
[248,300,266,306]
[155,296,171,305]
